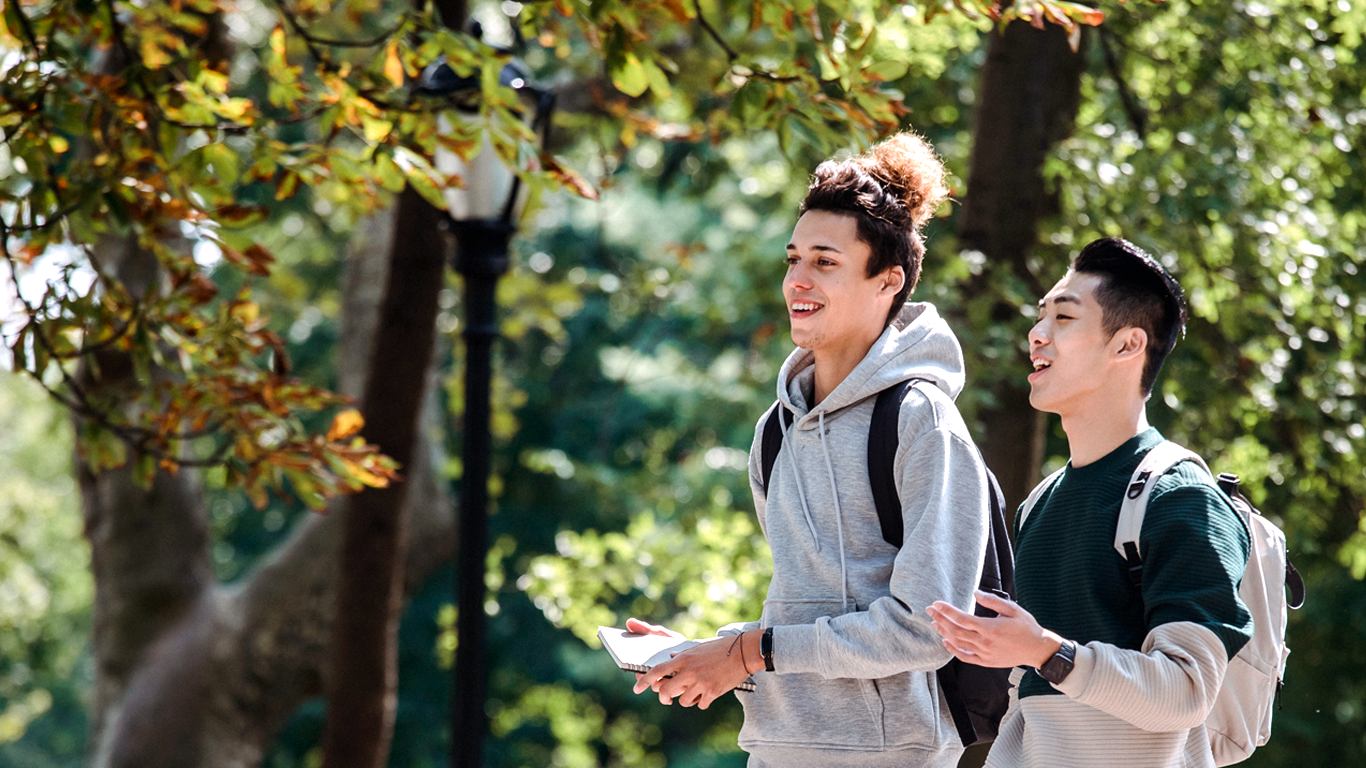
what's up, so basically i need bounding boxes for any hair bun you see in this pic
[855,132,949,230]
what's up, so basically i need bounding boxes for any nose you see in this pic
[784,259,814,292]
[1027,318,1048,349]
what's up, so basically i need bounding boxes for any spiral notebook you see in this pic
[597,626,756,692]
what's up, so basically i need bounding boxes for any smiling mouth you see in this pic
[1028,359,1051,380]
[790,301,823,317]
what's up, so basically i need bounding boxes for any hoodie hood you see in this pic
[776,302,965,429]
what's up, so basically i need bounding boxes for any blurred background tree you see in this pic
[2,0,1364,767]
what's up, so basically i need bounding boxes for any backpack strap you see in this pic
[1115,440,1214,586]
[1017,465,1067,534]
[867,379,919,548]
[866,378,1016,747]
[758,401,793,494]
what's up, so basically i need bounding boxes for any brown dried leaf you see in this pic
[542,155,600,200]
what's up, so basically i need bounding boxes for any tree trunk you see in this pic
[82,204,456,768]
[953,20,1086,767]
[321,188,450,768]
[959,20,1088,513]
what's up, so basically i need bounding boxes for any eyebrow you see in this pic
[1037,294,1084,310]
[785,243,843,253]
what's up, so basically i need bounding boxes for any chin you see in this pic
[789,329,821,350]
[1027,388,1059,415]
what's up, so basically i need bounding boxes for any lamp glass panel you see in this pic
[435,114,534,223]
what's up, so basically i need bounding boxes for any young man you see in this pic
[630,133,992,767]
[927,237,1253,768]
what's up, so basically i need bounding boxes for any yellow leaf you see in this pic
[383,42,405,88]
[327,408,365,441]
[270,26,287,59]
[342,458,391,488]
[230,300,260,324]
[362,115,394,143]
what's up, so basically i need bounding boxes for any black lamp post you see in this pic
[420,58,554,768]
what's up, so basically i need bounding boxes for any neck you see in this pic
[810,327,884,406]
[1059,388,1150,467]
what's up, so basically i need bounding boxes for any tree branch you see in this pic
[691,0,738,62]
[1099,27,1147,139]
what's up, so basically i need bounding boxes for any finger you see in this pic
[655,672,691,701]
[934,622,986,656]
[626,617,673,637]
[975,590,1019,617]
[930,604,982,635]
[930,618,966,643]
[942,638,980,664]
[929,600,976,624]
[636,657,679,693]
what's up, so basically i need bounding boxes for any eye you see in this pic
[785,255,799,265]
[817,257,836,267]
[1056,314,1074,321]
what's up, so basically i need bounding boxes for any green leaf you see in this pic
[203,143,240,187]
[864,59,908,82]
[642,59,672,99]
[611,52,650,98]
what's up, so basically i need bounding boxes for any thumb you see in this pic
[626,617,673,637]
[975,590,1018,616]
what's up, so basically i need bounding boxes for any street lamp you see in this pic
[419,57,554,768]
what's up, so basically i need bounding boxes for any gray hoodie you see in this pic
[734,302,991,768]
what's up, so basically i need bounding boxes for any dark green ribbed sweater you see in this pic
[1014,428,1252,700]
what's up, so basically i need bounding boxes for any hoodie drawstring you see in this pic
[817,411,850,614]
[782,416,822,553]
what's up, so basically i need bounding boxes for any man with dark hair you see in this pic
[629,133,994,768]
[927,237,1252,768]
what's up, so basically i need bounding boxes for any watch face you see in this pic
[1040,640,1076,685]
[1040,655,1073,684]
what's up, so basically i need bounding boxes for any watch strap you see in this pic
[760,627,775,672]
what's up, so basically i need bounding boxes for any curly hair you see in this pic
[799,132,949,325]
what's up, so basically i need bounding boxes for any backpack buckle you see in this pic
[1127,471,1151,500]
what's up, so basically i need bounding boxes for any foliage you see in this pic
[0,0,1115,509]
[3,0,1364,767]
[0,373,89,766]
[1045,2,1366,760]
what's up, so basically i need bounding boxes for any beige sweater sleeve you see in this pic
[1052,621,1230,732]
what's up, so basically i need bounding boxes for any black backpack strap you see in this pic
[866,378,1015,747]
[867,380,915,547]
[936,661,978,747]
[759,401,792,494]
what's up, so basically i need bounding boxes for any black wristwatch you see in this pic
[1037,639,1076,685]
[760,627,775,672]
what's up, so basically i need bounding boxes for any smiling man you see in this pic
[629,132,993,768]
[927,238,1252,768]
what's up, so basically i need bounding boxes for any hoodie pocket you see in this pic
[736,598,940,752]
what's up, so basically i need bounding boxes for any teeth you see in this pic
[1032,360,1050,371]
[792,302,821,312]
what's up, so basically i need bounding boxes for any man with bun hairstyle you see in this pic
[927,238,1252,768]
[630,132,993,768]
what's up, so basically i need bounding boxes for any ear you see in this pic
[879,266,906,297]
[1112,327,1148,362]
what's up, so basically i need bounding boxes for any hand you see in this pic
[926,590,1065,670]
[631,628,760,710]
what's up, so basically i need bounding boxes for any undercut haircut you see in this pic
[1071,237,1188,395]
